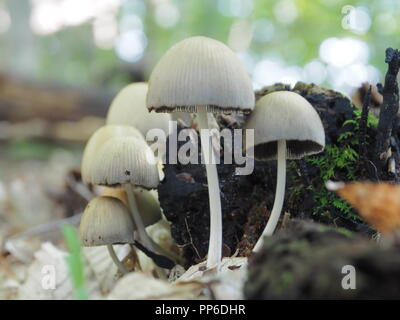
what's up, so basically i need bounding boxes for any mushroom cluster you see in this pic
[79,83,176,278]
[79,35,326,277]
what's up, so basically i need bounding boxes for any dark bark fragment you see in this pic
[374,48,400,177]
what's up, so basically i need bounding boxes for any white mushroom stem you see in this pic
[253,139,287,252]
[197,108,222,269]
[124,184,167,279]
[107,244,128,275]
[124,184,155,251]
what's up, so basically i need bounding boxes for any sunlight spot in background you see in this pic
[252,59,302,89]
[115,30,147,62]
[327,64,380,94]
[30,0,121,35]
[92,14,118,49]
[274,0,298,25]
[252,19,275,43]
[228,20,253,52]
[319,37,369,68]
[218,0,253,18]
[341,6,371,35]
[154,2,180,29]
[302,60,327,85]
[319,37,378,94]
[115,12,146,62]
[0,6,11,34]
[30,0,63,35]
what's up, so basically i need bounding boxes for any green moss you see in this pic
[303,108,377,222]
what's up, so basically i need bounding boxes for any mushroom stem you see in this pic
[197,108,223,269]
[124,184,167,279]
[107,244,128,275]
[253,139,286,252]
[124,184,155,251]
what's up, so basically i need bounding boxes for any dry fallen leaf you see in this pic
[18,242,102,300]
[326,181,400,233]
[176,257,248,300]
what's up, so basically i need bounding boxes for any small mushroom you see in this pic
[244,91,325,251]
[89,135,161,256]
[79,196,135,275]
[81,124,143,184]
[106,82,172,142]
[147,36,254,269]
[101,186,183,265]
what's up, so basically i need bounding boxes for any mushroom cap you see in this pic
[81,125,143,184]
[101,187,161,227]
[147,36,255,114]
[79,196,135,246]
[91,136,160,188]
[106,82,172,138]
[244,91,325,160]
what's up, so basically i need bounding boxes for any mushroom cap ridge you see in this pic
[91,135,159,188]
[81,125,143,184]
[147,36,255,114]
[79,196,135,246]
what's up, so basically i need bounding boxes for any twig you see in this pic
[184,218,201,260]
[374,48,400,178]
[358,85,375,179]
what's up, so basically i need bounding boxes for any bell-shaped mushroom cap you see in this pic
[244,91,325,160]
[106,82,172,138]
[101,187,161,227]
[79,196,135,246]
[147,36,254,114]
[81,125,143,184]
[91,136,159,188]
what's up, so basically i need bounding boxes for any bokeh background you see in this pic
[1,0,399,94]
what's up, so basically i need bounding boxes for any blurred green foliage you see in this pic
[0,0,399,92]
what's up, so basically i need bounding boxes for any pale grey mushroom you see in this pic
[79,196,135,274]
[244,91,325,251]
[147,36,255,269]
[106,82,172,146]
[90,135,159,253]
[81,125,143,184]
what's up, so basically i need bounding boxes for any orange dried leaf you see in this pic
[327,181,400,234]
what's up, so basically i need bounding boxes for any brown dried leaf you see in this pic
[327,181,400,233]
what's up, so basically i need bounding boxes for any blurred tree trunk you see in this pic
[0,73,113,122]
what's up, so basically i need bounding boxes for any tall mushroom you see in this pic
[244,91,325,251]
[79,196,135,275]
[147,36,254,269]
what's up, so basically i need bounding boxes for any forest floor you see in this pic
[1,48,400,300]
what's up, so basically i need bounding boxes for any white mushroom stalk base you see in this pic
[197,108,223,269]
[124,184,167,279]
[253,139,287,252]
[107,244,128,275]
